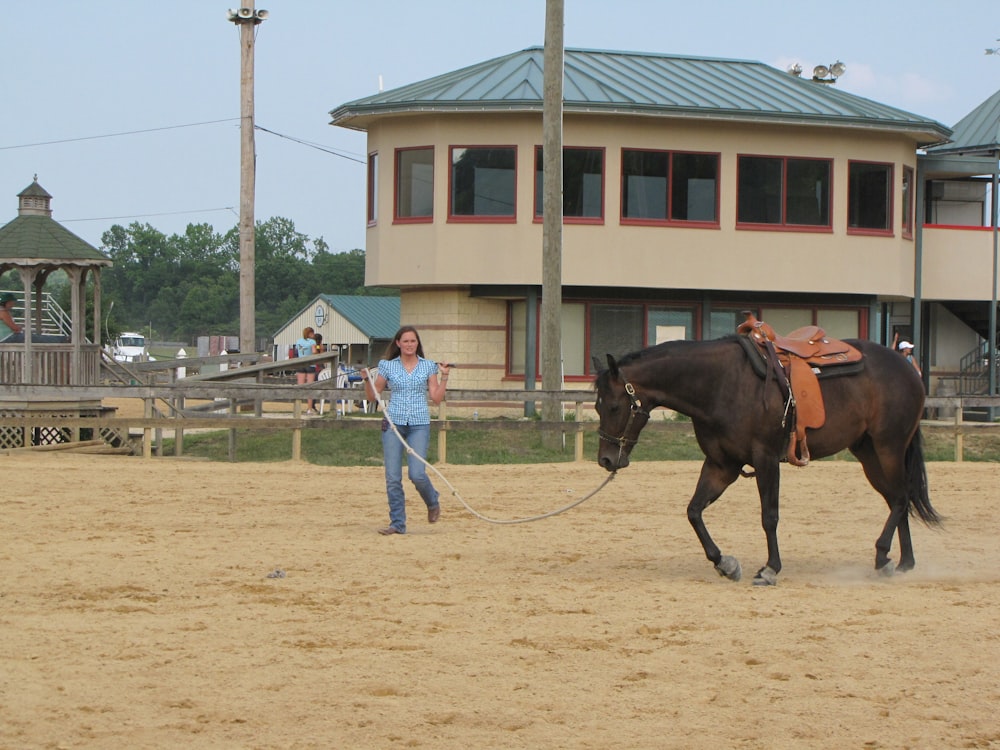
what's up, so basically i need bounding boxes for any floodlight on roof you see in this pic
[812,61,846,84]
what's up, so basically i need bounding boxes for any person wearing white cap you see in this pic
[891,332,921,375]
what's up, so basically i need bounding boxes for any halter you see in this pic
[597,379,651,460]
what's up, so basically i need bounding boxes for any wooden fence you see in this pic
[0,384,997,462]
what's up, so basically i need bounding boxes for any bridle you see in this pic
[597,378,651,463]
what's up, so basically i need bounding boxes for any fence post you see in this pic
[228,400,237,461]
[142,398,153,459]
[437,400,448,464]
[574,402,584,462]
[174,396,184,457]
[291,400,302,461]
[954,408,964,462]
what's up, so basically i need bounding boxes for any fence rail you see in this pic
[0,386,997,462]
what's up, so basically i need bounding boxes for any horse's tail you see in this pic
[905,427,942,527]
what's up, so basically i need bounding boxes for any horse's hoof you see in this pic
[715,555,742,582]
[876,560,896,577]
[752,566,778,586]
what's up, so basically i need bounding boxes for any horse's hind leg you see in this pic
[851,437,914,573]
[687,459,742,581]
[752,457,782,585]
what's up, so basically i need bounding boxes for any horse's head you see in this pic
[593,353,651,471]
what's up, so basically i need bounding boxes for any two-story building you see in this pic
[329,47,998,404]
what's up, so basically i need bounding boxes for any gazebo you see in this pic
[0,179,112,445]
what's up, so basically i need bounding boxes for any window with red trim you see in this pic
[737,155,832,228]
[534,146,604,221]
[394,146,434,221]
[622,149,719,224]
[848,160,893,233]
[449,146,516,221]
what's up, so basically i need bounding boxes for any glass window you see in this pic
[588,304,643,372]
[785,159,830,225]
[622,150,718,223]
[508,300,585,377]
[509,300,528,376]
[817,309,861,339]
[647,308,694,344]
[902,166,914,239]
[367,151,378,225]
[671,153,718,222]
[535,147,604,219]
[737,155,831,228]
[708,308,746,340]
[395,147,434,220]
[848,161,892,231]
[450,146,516,218]
[622,149,668,219]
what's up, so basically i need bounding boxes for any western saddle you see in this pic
[737,312,863,466]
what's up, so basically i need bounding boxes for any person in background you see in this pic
[0,292,24,342]
[308,332,325,414]
[0,292,67,343]
[295,326,318,415]
[892,332,921,376]
[361,325,450,536]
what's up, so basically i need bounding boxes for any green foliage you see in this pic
[99,217,370,342]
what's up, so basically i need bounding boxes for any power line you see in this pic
[61,206,238,224]
[254,124,366,163]
[0,118,240,151]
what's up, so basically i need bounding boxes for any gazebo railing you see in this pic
[0,344,101,385]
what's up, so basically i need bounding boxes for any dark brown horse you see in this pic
[593,336,941,585]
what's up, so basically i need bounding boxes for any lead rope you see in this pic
[365,369,616,524]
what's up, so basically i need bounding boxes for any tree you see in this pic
[98,217,371,343]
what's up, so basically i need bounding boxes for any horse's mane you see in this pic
[593,335,741,390]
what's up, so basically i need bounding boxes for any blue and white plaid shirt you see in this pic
[378,357,440,425]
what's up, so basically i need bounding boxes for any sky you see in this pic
[3,0,999,253]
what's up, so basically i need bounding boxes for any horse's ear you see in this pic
[591,355,604,373]
[606,354,619,378]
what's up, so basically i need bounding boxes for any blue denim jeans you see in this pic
[381,422,439,533]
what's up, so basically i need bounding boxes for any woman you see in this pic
[0,292,23,342]
[362,325,450,535]
[295,327,318,415]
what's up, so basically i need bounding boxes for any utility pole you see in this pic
[540,0,564,437]
[227,5,268,355]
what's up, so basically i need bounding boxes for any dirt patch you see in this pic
[2,455,998,748]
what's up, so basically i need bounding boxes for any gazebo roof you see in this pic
[0,180,110,267]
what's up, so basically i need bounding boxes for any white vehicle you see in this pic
[113,332,152,363]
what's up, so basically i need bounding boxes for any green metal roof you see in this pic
[330,47,951,145]
[0,215,110,265]
[926,88,1000,156]
[1,180,109,265]
[319,294,400,340]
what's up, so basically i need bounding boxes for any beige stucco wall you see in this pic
[921,226,1000,300]
[365,113,922,297]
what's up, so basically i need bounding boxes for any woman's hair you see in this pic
[383,325,425,359]
[302,326,314,339]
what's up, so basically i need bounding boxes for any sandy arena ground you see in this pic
[2,449,998,749]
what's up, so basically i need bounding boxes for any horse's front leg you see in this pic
[687,459,741,581]
[753,459,782,586]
